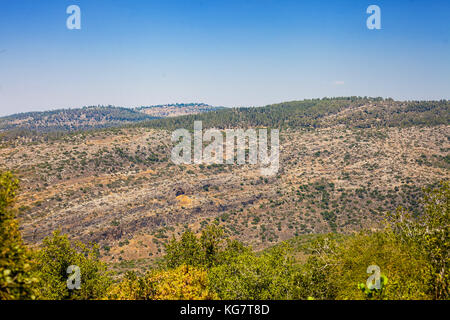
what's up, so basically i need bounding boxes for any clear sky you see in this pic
[0,0,449,116]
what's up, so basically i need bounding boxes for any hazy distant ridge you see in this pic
[0,103,222,132]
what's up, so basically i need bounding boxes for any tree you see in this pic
[164,229,204,268]
[388,181,449,299]
[108,265,217,300]
[35,230,112,300]
[0,171,38,299]
[164,225,227,268]
[208,243,300,299]
[107,271,156,300]
[200,225,225,267]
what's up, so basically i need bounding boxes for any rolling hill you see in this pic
[0,97,448,275]
[0,103,223,134]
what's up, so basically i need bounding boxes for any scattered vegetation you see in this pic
[1,171,448,300]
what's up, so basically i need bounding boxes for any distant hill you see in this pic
[0,106,153,132]
[136,103,224,118]
[137,97,450,130]
[0,103,222,133]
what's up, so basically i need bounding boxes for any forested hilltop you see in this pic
[0,106,154,133]
[136,97,450,130]
[0,103,222,138]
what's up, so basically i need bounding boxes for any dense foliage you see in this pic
[137,98,449,131]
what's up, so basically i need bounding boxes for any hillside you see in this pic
[0,103,222,134]
[0,97,448,275]
[136,98,449,130]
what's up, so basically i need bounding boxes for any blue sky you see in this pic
[0,0,449,116]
